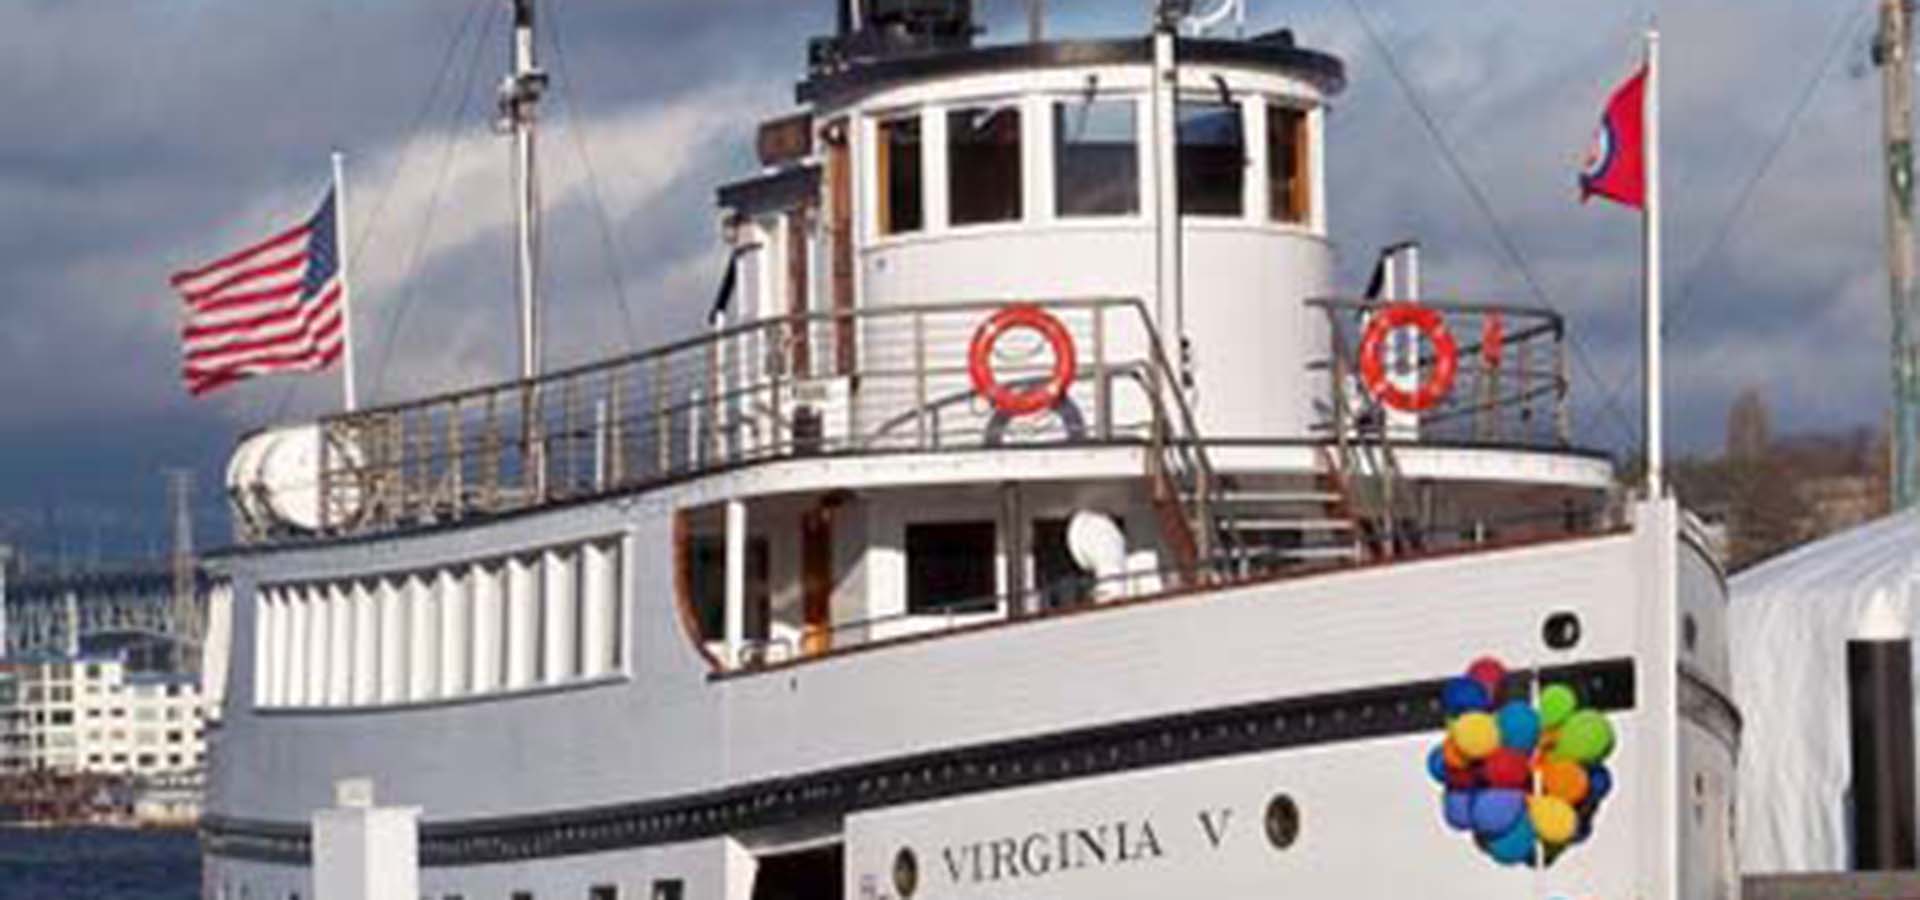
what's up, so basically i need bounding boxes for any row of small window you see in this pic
[0,751,199,769]
[20,727,198,745]
[14,705,202,724]
[8,663,108,683]
[875,96,1312,235]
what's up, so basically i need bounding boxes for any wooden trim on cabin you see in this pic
[827,120,857,376]
[672,509,723,672]
[785,208,812,375]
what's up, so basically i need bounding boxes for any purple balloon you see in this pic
[1443,789,1475,831]
[1471,788,1527,837]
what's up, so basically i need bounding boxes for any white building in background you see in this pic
[0,653,212,778]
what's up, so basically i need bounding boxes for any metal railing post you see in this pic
[913,310,929,450]
[448,400,464,520]
[1555,323,1571,446]
[1094,304,1111,441]
[654,355,670,476]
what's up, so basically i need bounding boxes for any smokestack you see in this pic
[1848,590,1918,870]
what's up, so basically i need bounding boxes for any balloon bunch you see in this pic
[1426,657,1616,866]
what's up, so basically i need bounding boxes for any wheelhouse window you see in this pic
[1178,101,1245,217]
[1054,98,1139,217]
[1268,103,1310,224]
[906,521,998,614]
[948,104,1023,225]
[878,114,923,235]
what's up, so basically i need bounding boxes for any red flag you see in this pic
[1579,67,1648,209]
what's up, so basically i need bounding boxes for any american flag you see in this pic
[171,191,345,396]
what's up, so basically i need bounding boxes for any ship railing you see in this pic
[298,298,1212,542]
[1306,297,1571,449]
[1305,297,1568,555]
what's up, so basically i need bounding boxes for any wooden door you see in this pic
[785,208,812,376]
[801,506,833,655]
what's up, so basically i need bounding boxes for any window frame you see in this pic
[874,111,925,238]
[1050,95,1143,220]
[945,101,1026,228]
[1266,100,1312,227]
[1174,96,1249,219]
[904,520,1002,616]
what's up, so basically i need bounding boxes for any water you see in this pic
[0,828,198,900]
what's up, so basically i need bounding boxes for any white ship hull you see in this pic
[203,493,1733,900]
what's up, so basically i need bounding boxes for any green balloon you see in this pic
[1553,710,1615,764]
[1539,684,1580,730]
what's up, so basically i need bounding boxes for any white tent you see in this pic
[1730,510,1920,873]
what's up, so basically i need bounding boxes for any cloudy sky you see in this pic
[0,0,1890,561]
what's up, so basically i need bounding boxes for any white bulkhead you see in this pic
[721,34,1342,443]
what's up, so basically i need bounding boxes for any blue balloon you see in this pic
[1427,744,1450,784]
[1486,815,1536,865]
[1443,676,1492,715]
[1470,788,1527,836]
[1496,700,1541,751]
[1443,789,1475,831]
[1589,765,1613,802]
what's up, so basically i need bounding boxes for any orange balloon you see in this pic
[1442,739,1468,771]
[1540,760,1590,805]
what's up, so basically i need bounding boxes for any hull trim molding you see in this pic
[203,658,1636,867]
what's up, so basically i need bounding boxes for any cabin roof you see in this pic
[796,35,1347,108]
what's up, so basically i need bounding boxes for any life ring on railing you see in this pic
[968,305,1078,417]
[1358,302,1459,413]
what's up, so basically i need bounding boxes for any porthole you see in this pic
[1543,611,1582,651]
[1265,794,1301,850]
[894,847,920,898]
[1683,613,1699,653]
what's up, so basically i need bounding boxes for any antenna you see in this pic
[497,0,549,382]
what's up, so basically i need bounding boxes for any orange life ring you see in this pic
[1358,302,1459,413]
[968,305,1078,417]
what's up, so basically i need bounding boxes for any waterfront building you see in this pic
[0,653,212,778]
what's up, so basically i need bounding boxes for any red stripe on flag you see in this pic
[179,253,308,306]
[170,224,311,287]
[184,315,343,384]
[184,285,340,365]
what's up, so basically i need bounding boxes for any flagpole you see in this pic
[332,150,360,413]
[1643,28,1664,498]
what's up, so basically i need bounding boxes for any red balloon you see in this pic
[1445,765,1480,790]
[1482,748,1531,789]
[1467,657,1508,701]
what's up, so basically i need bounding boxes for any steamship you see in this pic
[200,2,1739,898]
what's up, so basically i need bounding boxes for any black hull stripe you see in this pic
[203,658,1636,867]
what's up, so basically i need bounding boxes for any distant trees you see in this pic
[1663,388,1887,571]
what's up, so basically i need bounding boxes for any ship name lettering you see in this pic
[1198,808,1231,848]
[938,820,1165,884]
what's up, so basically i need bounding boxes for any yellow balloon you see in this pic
[1449,712,1501,760]
[1529,795,1580,846]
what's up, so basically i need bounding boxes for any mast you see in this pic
[1877,0,1919,509]
[499,0,548,382]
